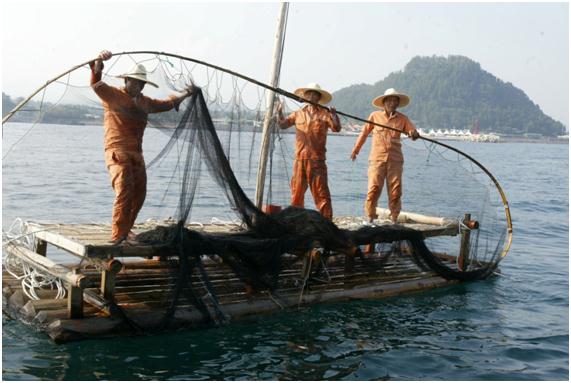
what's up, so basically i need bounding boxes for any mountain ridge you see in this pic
[331,55,565,137]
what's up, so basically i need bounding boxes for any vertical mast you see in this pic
[254,2,289,208]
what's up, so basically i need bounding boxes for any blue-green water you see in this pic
[2,124,568,380]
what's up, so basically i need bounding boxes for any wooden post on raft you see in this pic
[458,213,472,271]
[100,259,123,301]
[35,239,47,256]
[67,269,84,319]
[254,2,289,208]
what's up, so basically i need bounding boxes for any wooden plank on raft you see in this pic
[27,223,87,256]
[411,224,459,238]
[84,243,173,259]
[1,218,472,343]
[27,217,461,259]
[37,275,458,343]
[2,256,462,344]
[104,250,440,296]
[4,245,88,288]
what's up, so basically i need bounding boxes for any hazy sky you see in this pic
[2,1,569,127]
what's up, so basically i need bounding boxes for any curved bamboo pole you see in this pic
[2,50,512,258]
[2,59,95,125]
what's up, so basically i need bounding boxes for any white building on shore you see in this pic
[417,128,500,142]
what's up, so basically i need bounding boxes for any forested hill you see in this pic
[332,55,565,137]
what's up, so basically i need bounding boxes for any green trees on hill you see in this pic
[2,93,103,125]
[2,92,16,117]
[332,56,565,137]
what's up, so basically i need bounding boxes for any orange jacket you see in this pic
[352,110,417,162]
[91,63,178,154]
[281,105,341,160]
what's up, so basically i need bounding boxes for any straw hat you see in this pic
[372,88,410,109]
[294,83,332,105]
[117,64,158,88]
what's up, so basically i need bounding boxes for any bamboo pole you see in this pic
[45,276,457,343]
[376,208,456,226]
[35,307,100,324]
[254,2,289,208]
[82,289,121,316]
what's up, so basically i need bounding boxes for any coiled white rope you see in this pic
[2,218,67,300]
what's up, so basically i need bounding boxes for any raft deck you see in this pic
[3,214,466,343]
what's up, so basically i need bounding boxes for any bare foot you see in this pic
[109,237,126,245]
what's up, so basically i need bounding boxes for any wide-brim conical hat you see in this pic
[294,83,332,105]
[117,63,159,88]
[372,88,410,109]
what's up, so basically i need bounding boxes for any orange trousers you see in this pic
[105,150,147,241]
[290,159,333,220]
[365,161,403,221]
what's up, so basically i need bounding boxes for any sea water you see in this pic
[2,123,568,380]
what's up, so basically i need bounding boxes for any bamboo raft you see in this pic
[2,210,472,343]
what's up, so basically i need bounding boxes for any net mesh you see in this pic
[2,52,510,327]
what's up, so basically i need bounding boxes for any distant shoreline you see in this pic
[336,131,568,144]
[4,120,568,144]
[489,136,568,144]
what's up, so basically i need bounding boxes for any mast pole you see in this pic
[254,2,289,209]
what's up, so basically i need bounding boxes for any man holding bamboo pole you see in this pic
[351,88,419,224]
[276,83,341,220]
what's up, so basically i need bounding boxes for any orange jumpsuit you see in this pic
[91,63,179,241]
[281,105,341,220]
[352,110,417,221]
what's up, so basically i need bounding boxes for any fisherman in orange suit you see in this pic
[350,88,420,224]
[276,83,341,220]
[91,50,193,244]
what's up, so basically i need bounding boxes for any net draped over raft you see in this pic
[136,88,503,327]
[2,52,510,331]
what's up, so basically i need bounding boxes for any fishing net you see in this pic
[2,52,512,327]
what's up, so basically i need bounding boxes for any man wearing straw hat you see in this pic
[276,83,341,220]
[350,88,420,224]
[91,50,193,244]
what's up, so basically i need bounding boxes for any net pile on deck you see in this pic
[135,84,503,325]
